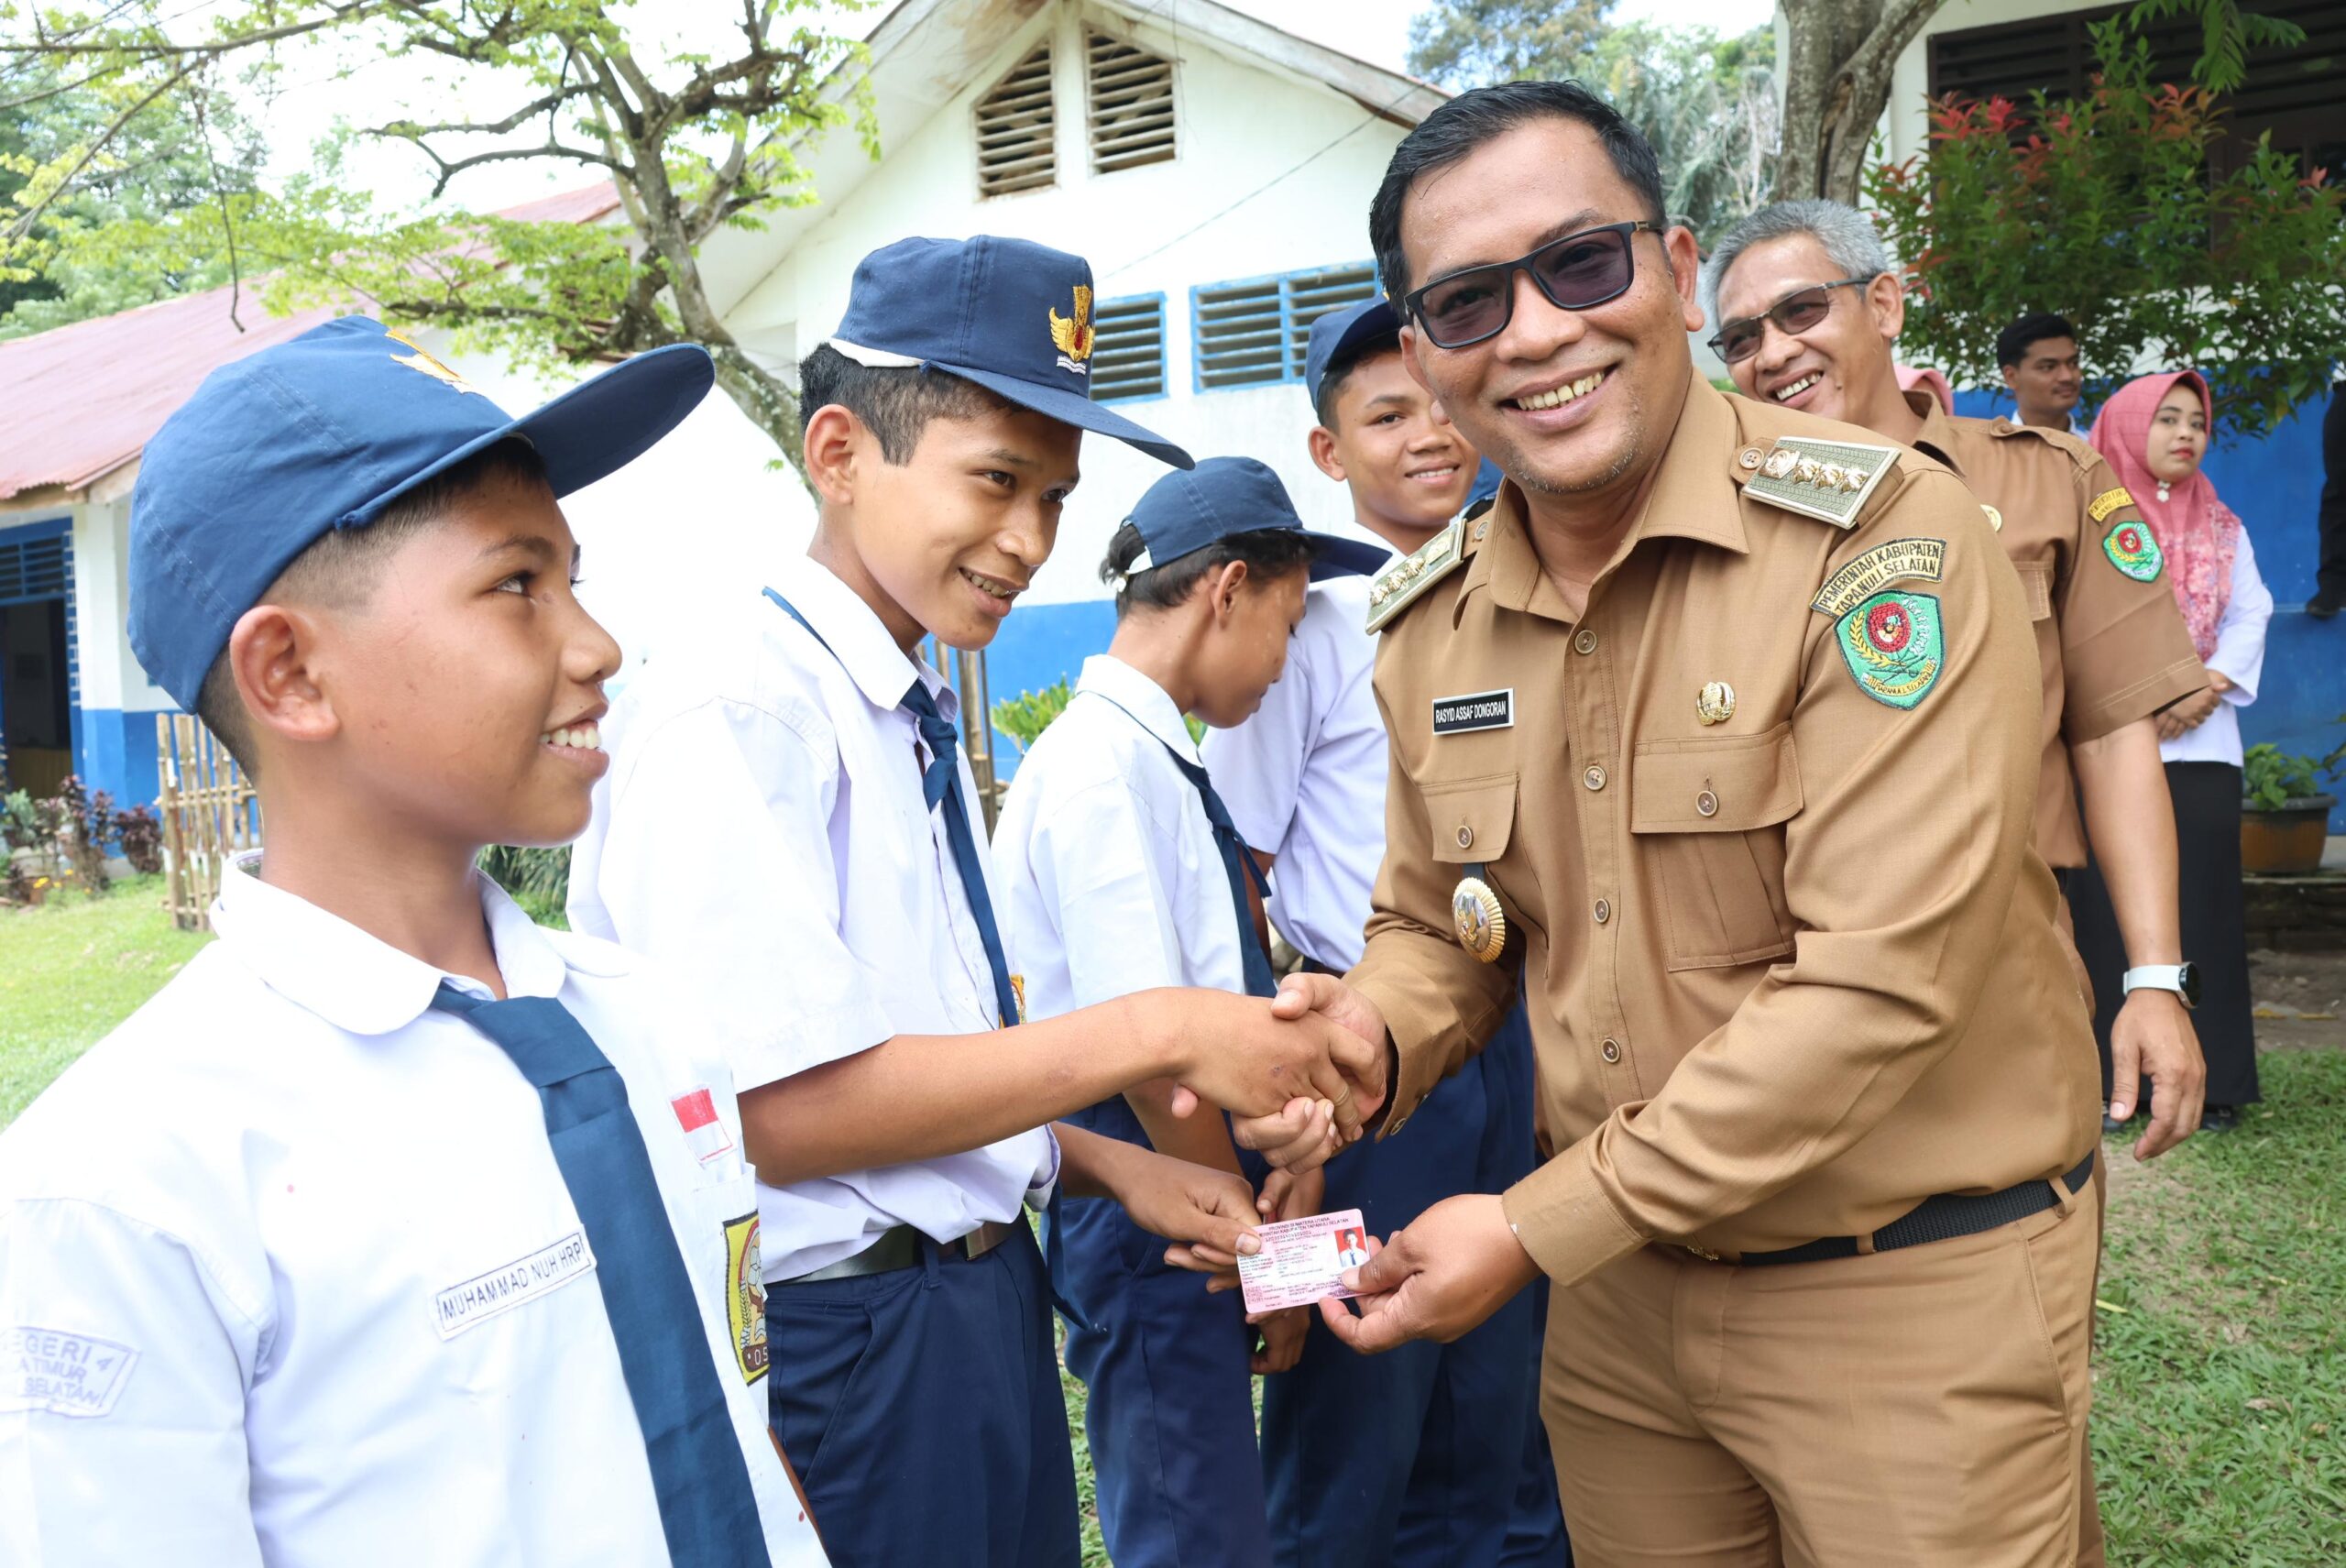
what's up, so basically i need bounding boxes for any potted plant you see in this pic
[2241,736,2344,876]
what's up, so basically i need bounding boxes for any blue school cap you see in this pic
[1125,457,1388,582]
[1464,457,1504,514]
[127,316,713,710]
[826,236,1191,469]
[1304,296,1402,413]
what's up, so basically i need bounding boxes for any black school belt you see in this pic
[776,1220,1018,1285]
[1685,1147,2096,1267]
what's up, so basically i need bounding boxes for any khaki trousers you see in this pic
[1541,1195,2096,1567]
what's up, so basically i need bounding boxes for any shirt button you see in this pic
[1573,628,1598,655]
[1696,789,1719,817]
[1600,1038,1622,1064]
[1456,824,1474,849]
[1593,898,1611,925]
[1584,764,1607,792]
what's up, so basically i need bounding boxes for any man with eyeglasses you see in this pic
[1259,82,2108,1563]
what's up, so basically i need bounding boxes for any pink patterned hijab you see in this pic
[2088,370,2238,660]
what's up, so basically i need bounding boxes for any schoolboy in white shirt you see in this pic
[992,457,1384,1568]
[0,318,828,1567]
[1203,298,1570,1567]
[568,237,1383,1568]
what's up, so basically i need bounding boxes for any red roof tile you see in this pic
[0,181,621,503]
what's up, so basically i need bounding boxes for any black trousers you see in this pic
[2067,761,2262,1108]
[2319,382,2346,597]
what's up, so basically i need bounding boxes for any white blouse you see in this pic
[2159,532,2271,769]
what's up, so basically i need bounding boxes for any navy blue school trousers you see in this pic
[1261,1000,1573,1567]
[1049,1097,1275,1568]
[764,1220,1080,1568]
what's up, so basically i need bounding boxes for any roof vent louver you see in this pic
[1087,31,1177,175]
[976,42,1058,198]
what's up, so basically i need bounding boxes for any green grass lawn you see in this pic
[5,884,2341,1563]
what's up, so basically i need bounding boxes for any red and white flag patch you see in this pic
[669,1087,736,1165]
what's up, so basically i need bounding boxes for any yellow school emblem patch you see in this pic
[382,324,483,397]
[1049,286,1094,374]
[724,1212,769,1387]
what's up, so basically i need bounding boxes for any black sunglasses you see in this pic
[1707,277,1879,364]
[1404,221,1667,349]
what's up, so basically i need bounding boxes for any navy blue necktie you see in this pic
[760,587,1022,1027]
[900,678,1025,1026]
[430,983,769,1568]
[1164,750,1280,1000]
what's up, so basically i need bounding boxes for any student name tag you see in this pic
[433,1230,597,1340]
[1238,1209,1371,1313]
[1432,688,1513,735]
[3,1325,138,1419]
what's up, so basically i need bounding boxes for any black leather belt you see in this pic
[1694,1148,2096,1267]
[777,1220,1017,1285]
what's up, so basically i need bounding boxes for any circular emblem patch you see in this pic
[2103,518,2164,582]
[1452,876,1507,963]
[1865,599,1912,653]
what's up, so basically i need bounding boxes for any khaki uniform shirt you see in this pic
[1350,379,2099,1285]
[1907,393,2205,868]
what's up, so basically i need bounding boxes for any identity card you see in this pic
[1238,1208,1373,1314]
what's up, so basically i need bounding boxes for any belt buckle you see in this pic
[1682,1244,1722,1262]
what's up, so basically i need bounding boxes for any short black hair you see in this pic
[1369,80,1666,304]
[1312,332,1402,428]
[796,343,1019,462]
[1997,313,2078,369]
[195,438,551,776]
[1099,521,1317,618]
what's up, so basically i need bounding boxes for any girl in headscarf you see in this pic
[2068,370,2272,1131]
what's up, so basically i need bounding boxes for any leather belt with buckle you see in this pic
[1679,1147,2096,1267]
[778,1220,1017,1285]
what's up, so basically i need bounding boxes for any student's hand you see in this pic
[1222,973,1392,1170]
[1257,1163,1326,1224]
[1316,1194,1540,1355]
[1109,1146,1265,1277]
[1162,991,1385,1146]
[2109,989,2206,1160]
[1249,1306,1311,1375]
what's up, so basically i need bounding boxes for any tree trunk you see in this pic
[1775,0,1948,204]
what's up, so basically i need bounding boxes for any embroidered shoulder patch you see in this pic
[2087,486,2134,523]
[1834,590,1945,710]
[2102,519,2164,582]
[724,1212,769,1387]
[1366,518,1464,632]
[4,1326,138,1419]
[1745,436,1901,529]
[1811,538,1946,618]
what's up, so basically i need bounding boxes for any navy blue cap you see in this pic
[828,236,1190,469]
[1304,295,1401,414]
[128,315,713,710]
[1464,457,1504,515]
[1125,457,1388,583]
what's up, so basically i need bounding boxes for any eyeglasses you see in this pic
[1707,277,1879,364]
[1403,221,1666,350]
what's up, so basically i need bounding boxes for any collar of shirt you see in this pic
[1074,653,1198,760]
[1464,377,1751,624]
[209,854,623,1034]
[1904,389,1970,477]
[769,552,957,722]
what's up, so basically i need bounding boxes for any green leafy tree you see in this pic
[1,0,878,473]
[1866,20,2346,441]
[1406,0,1613,90]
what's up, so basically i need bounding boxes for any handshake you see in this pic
[1159,971,1392,1173]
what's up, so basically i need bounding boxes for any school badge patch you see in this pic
[2102,518,2164,582]
[1834,590,1944,710]
[723,1212,769,1387]
[1049,286,1094,375]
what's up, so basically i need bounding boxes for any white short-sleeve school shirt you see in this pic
[1200,571,1390,970]
[0,861,826,1568]
[568,555,1057,1280]
[992,654,1250,1020]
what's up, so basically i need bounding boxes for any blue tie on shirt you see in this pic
[1162,749,1280,1000]
[762,587,1023,1026]
[429,983,770,1568]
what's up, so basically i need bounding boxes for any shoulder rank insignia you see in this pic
[1834,589,1944,709]
[1745,436,1900,529]
[2103,518,2164,582]
[1366,517,1464,632]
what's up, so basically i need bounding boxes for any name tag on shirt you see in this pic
[3,1325,138,1418]
[1433,688,1514,734]
[1237,1209,1370,1313]
[433,1230,597,1340]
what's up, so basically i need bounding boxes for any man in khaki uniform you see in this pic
[1284,82,2104,1565]
[1705,200,2209,1165]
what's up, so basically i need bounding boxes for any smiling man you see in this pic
[1999,313,2088,433]
[1273,82,2110,1563]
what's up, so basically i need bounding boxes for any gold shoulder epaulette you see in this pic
[1740,435,1902,530]
[1365,518,1464,633]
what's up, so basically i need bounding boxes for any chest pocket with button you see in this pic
[1630,723,1801,970]
[1422,773,1525,929]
